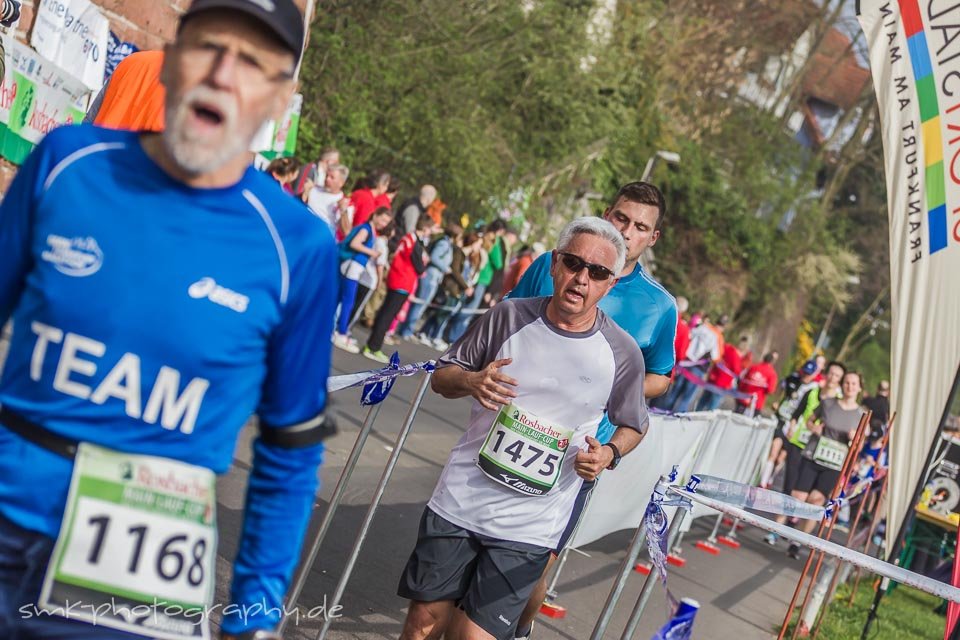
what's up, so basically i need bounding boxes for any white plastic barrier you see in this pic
[684,411,775,526]
[568,413,713,548]
[568,411,773,548]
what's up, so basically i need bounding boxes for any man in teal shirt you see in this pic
[510,182,676,405]
[509,181,677,639]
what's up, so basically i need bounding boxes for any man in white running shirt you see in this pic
[397,217,649,640]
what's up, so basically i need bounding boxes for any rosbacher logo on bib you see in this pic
[477,404,573,496]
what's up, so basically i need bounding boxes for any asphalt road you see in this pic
[213,336,810,640]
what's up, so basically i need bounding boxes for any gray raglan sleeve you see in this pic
[438,297,544,373]
[602,322,650,434]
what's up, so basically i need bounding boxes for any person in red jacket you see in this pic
[737,351,780,414]
[672,296,691,373]
[363,216,434,362]
[344,170,391,237]
[696,336,749,411]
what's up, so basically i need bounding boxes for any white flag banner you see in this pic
[857,2,960,551]
[30,0,109,90]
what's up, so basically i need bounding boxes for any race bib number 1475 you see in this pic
[478,404,573,496]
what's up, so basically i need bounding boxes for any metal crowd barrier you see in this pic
[277,358,435,638]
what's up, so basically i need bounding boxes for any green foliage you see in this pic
[788,582,943,639]
[299,0,656,213]
[297,1,889,380]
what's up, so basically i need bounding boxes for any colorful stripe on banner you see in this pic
[899,0,949,253]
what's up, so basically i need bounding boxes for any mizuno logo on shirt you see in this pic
[41,235,103,277]
[188,277,249,313]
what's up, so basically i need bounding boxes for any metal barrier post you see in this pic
[589,522,647,640]
[546,548,572,599]
[592,414,719,638]
[280,403,383,634]
[619,507,688,640]
[317,372,433,639]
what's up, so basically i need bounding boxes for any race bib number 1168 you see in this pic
[477,404,573,496]
[40,444,217,640]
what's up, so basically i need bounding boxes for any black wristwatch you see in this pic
[603,442,622,470]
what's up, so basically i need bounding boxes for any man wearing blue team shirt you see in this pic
[0,1,337,639]
[509,181,677,639]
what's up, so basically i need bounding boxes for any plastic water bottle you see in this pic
[651,597,699,639]
[689,474,825,521]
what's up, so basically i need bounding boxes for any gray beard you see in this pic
[162,126,252,175]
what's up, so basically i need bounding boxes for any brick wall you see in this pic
[0,0,310,191]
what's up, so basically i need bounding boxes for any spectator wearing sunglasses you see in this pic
[398,217,647,640]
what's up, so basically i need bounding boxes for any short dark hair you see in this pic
[368,169,391,190]
[827,360,847,375]
[416,215,435,231]
[266,156,299,176]
[487,219,507,234]
[608,181,666,230]
[370,206,392,219]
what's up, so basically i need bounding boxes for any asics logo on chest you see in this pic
[29,322,210,434]
[188,277,249,313]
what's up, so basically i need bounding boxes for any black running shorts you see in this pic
[398,508,552,640]
[795,457,841,498]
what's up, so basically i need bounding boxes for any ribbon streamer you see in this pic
[674,366,756,401]
[327,354,437,405]
[644,466,690,609]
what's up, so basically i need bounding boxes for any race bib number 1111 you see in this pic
[477,404,573,496]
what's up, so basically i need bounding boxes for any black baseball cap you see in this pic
[180,0,305,58]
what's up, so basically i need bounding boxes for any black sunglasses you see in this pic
[557,252,616,281]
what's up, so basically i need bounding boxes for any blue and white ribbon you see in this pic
[644,466,691,608]
[327,354,437,405]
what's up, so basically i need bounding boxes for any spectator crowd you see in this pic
[266,152,544,363]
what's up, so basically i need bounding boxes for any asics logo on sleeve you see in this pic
[188,277,249,313]
[30,322,210,434]
[41,235,103,277]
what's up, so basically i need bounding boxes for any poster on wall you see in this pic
[250,93,303,162]
[271,93,302,157]
[0,32,90,164]
[30,0,109,90]
[104,31,138,82]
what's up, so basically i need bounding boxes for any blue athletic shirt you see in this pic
[508,251,676,442]
[0,125,338,633]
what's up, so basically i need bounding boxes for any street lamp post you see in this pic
[640,150,681,183]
